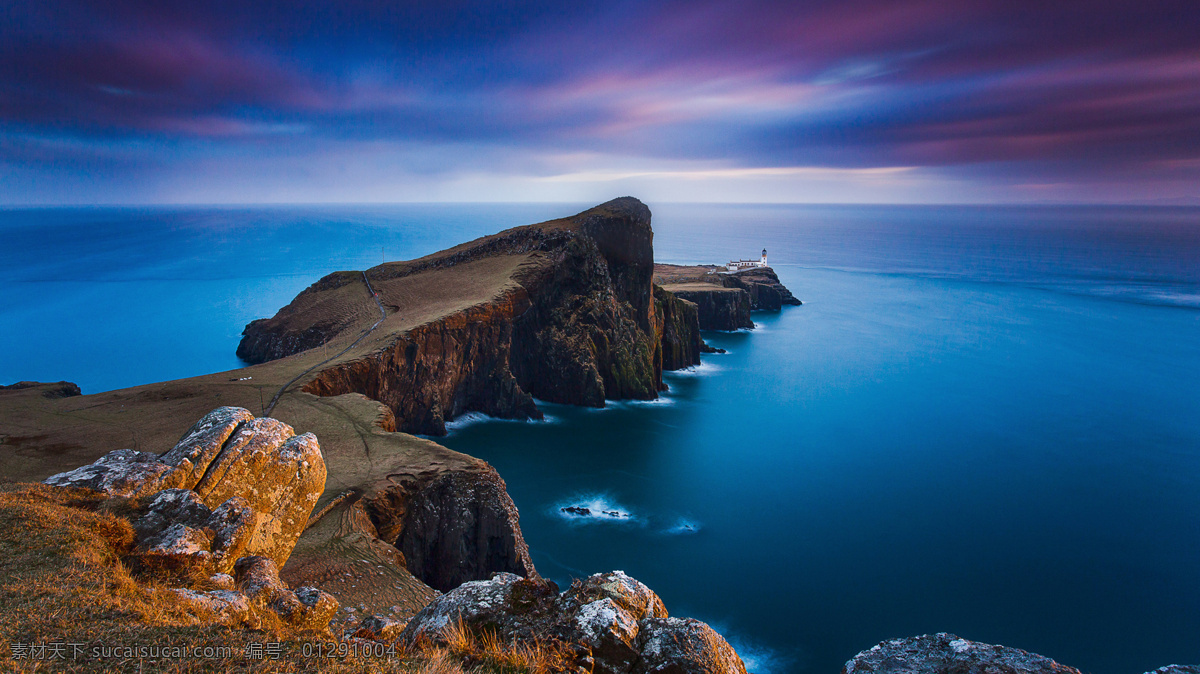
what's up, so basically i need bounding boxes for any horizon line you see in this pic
[2,199,1199,209]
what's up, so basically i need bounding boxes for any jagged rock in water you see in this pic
[1144,667,1200,674]
[0,380,82,398]
[652,263,801,330]
[843,634,1082,674]
[725,267,801,308]
[45,406,326,570]
[400,570,744,674]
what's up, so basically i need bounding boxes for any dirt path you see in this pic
[265,270,387,416]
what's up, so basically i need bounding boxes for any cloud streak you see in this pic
[1,0,1197,203]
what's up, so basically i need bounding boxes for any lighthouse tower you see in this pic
[760,248,768,267]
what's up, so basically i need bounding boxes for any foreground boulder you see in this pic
[400,570,745,674]
[843,634,1082,674]
[45,406,327,570]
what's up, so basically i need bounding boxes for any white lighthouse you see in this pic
[724,248,771,272]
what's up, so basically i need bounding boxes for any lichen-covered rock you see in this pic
[159,406,255,488]
[171,588,253,626]
[400,572,529,639]
[401,570,740,674]
[273,585,340,632]
[209,573,236,590]
[193,419,325,568]
[566,571,668,622]
[234,556,339,632]
[574,598,640,671]
[43,449,174,498]
[843,634,1082,674]
[129,489,258,574]
[634,617,747,674]
[132,488,213,538]
[206,496,256,572]
[136,523,214,571]
[353,615,406,641]
[45,407,326,573]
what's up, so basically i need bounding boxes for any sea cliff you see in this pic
[240,198,705,435]
[654,263,801,330]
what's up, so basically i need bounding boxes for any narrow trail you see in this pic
[264,270,387,416]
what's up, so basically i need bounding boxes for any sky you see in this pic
[2,0,1198,205]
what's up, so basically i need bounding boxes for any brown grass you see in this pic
[0,484,564,673]
[411,617,575,674]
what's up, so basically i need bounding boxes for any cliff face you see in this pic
[723,267,802,309]
[241,197,694,435]
[301,288,542,435]
[357,464,537,593]
[653,263,800,331]
[655,286,702,370]
[663,285,754,331]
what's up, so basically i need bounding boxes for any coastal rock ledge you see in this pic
[400,570,746,674]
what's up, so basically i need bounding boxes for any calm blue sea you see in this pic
[2,203,1198,673]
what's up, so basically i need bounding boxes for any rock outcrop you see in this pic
[357,465,537,592]
[653,263,800,331]
[661,285,753,331]
[400,570,746,674]
[0,380,82,398]
[45,406,326,570]
[239,198,703,435]
[724,267,801,309]
[843,634,1082,674]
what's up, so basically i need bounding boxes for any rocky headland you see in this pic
[653,263,801,331]
[237,197,711,436]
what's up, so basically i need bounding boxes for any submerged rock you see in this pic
[843,634,1082,674]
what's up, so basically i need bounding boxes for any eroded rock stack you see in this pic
[399,570,746,674]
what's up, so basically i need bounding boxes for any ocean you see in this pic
[2,203,1198,673]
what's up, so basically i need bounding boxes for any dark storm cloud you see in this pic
[1,0,1197,201]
